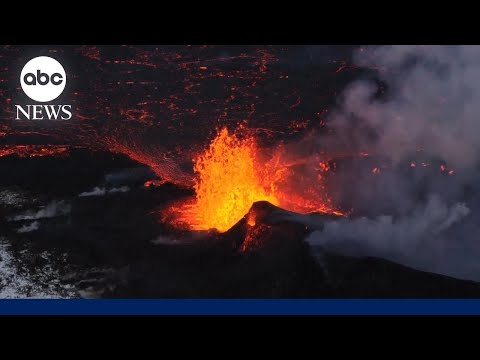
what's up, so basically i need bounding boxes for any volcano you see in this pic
[2,45,480,298]
[2,153,480,298]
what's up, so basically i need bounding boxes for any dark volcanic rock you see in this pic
[103,200,480,298]
[4,176,480,298]
[319,253,480,297]
[0,149,139,196]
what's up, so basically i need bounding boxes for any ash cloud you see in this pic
[307,46,480,281]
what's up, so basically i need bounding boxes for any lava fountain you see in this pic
[167,126,344,233]
[170,127,278,232]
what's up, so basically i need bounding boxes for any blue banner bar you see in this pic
[1,299,480,315]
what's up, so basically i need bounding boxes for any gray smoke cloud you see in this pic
[328,45,480,170]
[306,45,480,281]
[78,186,130,197]
[306,195,475,279]
[17,221,40,233]
[11,200,71,221]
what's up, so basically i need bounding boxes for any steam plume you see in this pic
[17,221,40,233]
[307,45,480,281]
[78,186,130,197]
[11,200,71,221]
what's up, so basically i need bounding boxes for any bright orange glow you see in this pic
[318,161,330,172]
[144,179,167,187]
[246,211,257,227]
[178,128,278,232]
[0,145,70,158]
[170,127,344,233]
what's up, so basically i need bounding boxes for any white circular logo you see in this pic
[20,56,66,102]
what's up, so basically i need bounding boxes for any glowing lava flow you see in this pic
[168,127,344,233]
[0,145,70,158]
[174,128,278,232]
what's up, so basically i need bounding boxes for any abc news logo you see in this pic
[15,56,72,120]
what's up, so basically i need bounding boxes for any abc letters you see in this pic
[23,70,64,86]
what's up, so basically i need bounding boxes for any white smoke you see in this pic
[307,45,480,281]
[17,221,40,233]
[11,200,71,221]
[79,187,106,197]
[329,45,480,170]
[78,186,130,197]
[306,195,473,276]
[108,186,130,194]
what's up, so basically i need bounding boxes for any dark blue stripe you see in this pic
[1,299,480,315]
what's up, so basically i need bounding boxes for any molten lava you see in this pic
[179,128,278,232]
[169,127,344,233]
[0,145,70,158]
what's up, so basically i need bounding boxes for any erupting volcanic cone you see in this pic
[167,126,345,234]
[251,201,342,228]
[218,201,343,252]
